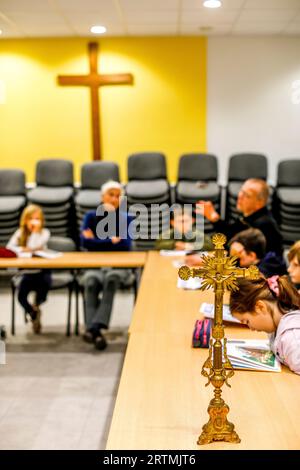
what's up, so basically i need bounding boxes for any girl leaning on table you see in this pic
[230,274,300,375]
[6,204,51,334]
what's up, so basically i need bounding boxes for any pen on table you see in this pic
[227,340,246,344]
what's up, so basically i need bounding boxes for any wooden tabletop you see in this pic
[130,251,224,335]
[106,251,300,450]
[0,251,147,269]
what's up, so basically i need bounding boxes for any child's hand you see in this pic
[111,236,121,244]
[175,241,187,251]
[21,247,33,253]
[82,229,94,239]
[29,220,42,232]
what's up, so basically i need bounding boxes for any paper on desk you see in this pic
[17,252,32,258]
[177,277,202,290]
[34,250,62,259]
[160,250,188,257]
[172,259,185,269]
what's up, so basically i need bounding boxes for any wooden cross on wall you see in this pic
[57,42,133,161]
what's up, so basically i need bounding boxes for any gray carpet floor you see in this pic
[0,280,133,450]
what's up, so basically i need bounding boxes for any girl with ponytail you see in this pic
[230,275,300,375]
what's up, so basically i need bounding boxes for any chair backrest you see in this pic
[48,236,76,252]
[127,152,167,181]
[177,153,218,182]
[81,162,120,189]
[0,169,26,196]
[228,153,267,181]
[36,159,74,187]
[277,160,300,187]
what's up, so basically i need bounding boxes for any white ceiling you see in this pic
[1,0,300,38]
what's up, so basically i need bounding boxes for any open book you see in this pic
[200,302,241,324]
[226,339,281,372]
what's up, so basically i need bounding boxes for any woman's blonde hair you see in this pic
[19,204,44,247]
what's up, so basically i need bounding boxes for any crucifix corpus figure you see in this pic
[57,42,133,161]
[178,233,260,445]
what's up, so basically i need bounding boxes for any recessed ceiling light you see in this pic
[203,0,222,8]
[0,30,2,35]
[90,25,106,34]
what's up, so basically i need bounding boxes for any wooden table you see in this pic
[106,252,300,450]
[0,252,147,269]
[130,251,227,335]
[0,251,147,336]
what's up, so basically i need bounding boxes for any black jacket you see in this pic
[258,252,287,278]
[213,207,283,255]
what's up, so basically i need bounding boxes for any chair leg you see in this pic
[82,291,87,326]
[133,268,141,302]
[133,275,138,302]
[66,284,72,337]
[75,281,79,336]
[11,284,16,336]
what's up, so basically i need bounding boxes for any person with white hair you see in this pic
[80,180,133,350]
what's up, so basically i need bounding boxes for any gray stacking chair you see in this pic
[10,237,77,336]
[176,153,221,233]
[226,153,268,222]
[125,152,170,250]
[27,159,75,240]
[75,162,120,228]
[274,160,300,246]
[126,152,169,204]
[0,169,26,245]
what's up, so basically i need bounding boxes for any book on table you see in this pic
[226,339,281,372]
[200,302,241,324]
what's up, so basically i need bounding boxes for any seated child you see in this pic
[230,274,300,375]
[7,204,51,333]
[155,208,213,252]
[229,228,286,277]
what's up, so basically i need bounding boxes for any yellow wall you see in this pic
[0,37,206,182]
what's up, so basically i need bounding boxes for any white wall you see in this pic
[207,37,300,185]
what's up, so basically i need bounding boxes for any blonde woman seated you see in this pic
[7,204,51,333]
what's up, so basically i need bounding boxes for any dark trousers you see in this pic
[82,270,122,331]
[18,270,52,315]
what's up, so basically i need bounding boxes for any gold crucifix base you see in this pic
[198,394,241,445]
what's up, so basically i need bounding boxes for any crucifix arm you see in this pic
[230,265,260,280]
[178,265,208,281]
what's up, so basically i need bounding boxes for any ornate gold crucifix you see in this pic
[179,233,260,445]
[57,42,133,161]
